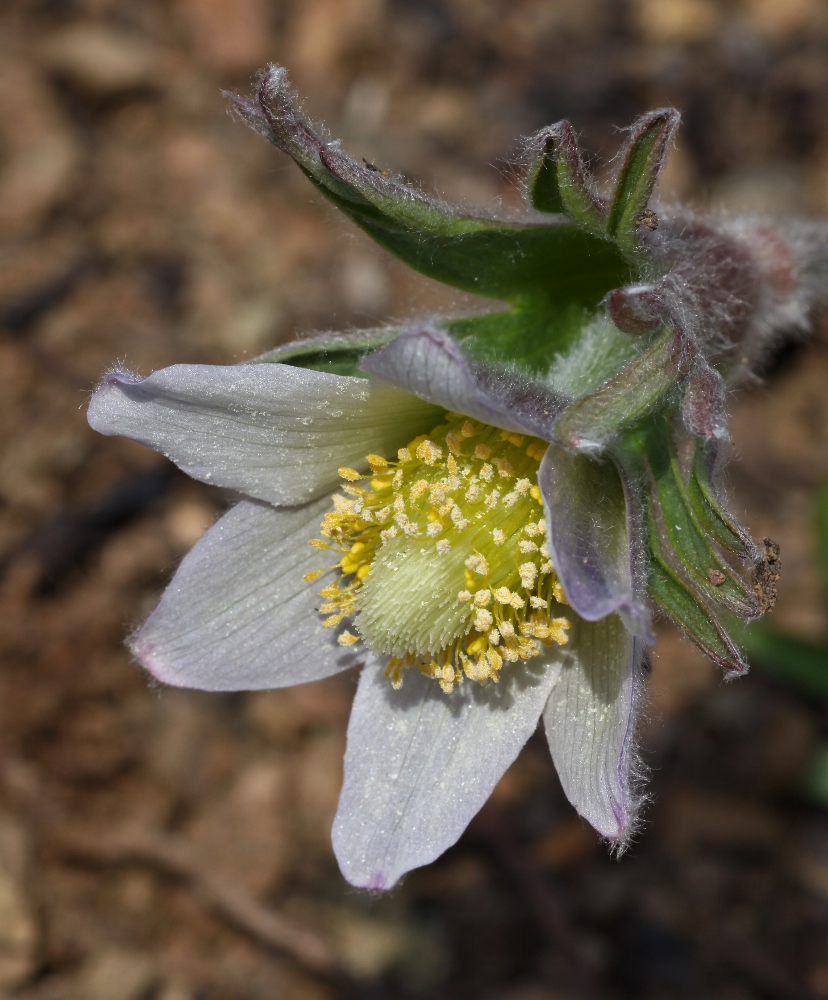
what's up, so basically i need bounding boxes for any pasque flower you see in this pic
[88,66,827,889]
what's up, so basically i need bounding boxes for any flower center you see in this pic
[306,413,571,692]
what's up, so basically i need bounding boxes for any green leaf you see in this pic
[255,329,399,376]
[688,441,751,555]
[538,121,606,234]
[643,419,757,617]
[742,623,828,701]
[310,170,628,308]
[648,550,748,675]
[525,128,565,215]
[554,327,680,451]
[447,303,595,373]
[606,109,680,252]
[235,70,631,313]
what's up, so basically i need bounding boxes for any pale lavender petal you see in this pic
[88,363,441,506]
[538,442,652,641]
[543,614,645,844]
[360,325,566,439]
[332,657,562,889]
[133,497,368,691]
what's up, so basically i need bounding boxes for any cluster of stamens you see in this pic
[305,414,571,693]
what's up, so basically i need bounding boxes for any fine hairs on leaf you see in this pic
[82,63,828,888]
[224,62,828,735]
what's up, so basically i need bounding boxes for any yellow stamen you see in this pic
[307,412,570,693]
[416,439,443,465]
[501,430,524,447]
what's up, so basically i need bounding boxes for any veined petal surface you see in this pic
[88,364,441,505]
[539,443,652,641]
[332,656,563,890]
[360,325,567,440]
[133,497,368,691]
[543,614,644,844]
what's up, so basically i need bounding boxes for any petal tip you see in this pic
[364,873,392,892]
[100,369,141,390]
[589,789,644,857]
[130,627,184,690]
[336,856,398,892]
[87,369,143,431]
[129,631,163,679]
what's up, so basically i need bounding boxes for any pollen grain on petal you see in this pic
[464,553,489,576]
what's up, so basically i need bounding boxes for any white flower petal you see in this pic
[543,614,645,845]
[88,364,441,505]
[332,659,562,889]
[133,497,367,691]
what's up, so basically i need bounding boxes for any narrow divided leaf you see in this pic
[688,441,755,556]
[525,127,565,215]
[546,121,607,234]
[232,68,630,311]
[606,109,680,251]
[554,327,680,452]
[649,550,748,676]
[643,419,757,617]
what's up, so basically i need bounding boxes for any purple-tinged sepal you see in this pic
[538,443,652,642]
[359,324,567,439]
[607,284,665,336]
[681,360,728,442]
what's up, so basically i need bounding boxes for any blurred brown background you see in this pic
[2,0,828,998]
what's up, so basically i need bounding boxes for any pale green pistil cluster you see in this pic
[306,414,571,693]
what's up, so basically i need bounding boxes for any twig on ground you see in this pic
[52,822,345,979]
[2,761,345,984]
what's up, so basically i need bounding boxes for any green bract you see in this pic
[230,65,822,675]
